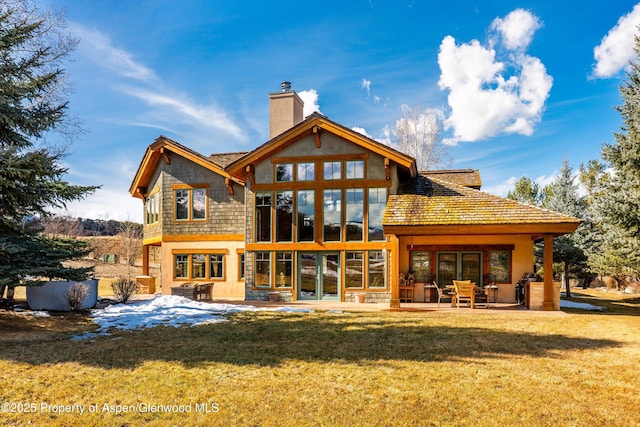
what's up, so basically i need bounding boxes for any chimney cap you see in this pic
[281,81,292,92]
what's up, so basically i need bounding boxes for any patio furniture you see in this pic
[433,281,453,307]
[399,272,415,302]
[171,283,214,301]
[453,281,475,308]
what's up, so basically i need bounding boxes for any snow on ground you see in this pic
[560,300,604,311]
[72,295,313,340]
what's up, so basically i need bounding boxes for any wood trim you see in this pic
[171,249,229,254]
[143,236,162,245]
[407,244,515,251]
[163,234,244,242]
[251,180,390,191]
[246,242,386,251]
[271,153,370,164]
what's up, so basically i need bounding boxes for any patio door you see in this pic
[298,252,340,300]
[437,252,482,285]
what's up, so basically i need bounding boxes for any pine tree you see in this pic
[542,160,588,297]
[0,1,98,292]
[506,176,541,205]
[590,37,640,284]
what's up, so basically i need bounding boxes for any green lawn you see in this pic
[1,289,639,426]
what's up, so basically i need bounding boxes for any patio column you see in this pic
[389,234,400,308]
[542,234,554,311]
[142,244,150,276]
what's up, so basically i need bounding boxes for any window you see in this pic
[346,160,364,179]
[368,188,387,241]
[174,187,207,221]
[175,189,189,220]
[254,252,271,288]
[323,161,341,180]
[275,252,292,288]
[276,191,293,242]
[346,188,364,241]
[368,251,385,288]
[238,253,245,280]
[297,162,315,181]
[192,188,206,220]
[323,189,342,241]
[489,250,511,282]
[410,251,431,282]
[192,254,206,279]
[175,255,188,279]
[345,251,363,288]
[276,163,293,182]
[297,190,314,242]
[255,192,272,242]
[210,254,224,279]
[145,192,159,225]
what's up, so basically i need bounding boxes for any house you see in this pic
[130,83,580,310]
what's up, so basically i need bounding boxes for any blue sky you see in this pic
[39,0,640,222]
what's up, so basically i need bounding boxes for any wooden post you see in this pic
[542,234,554,311]
[142,244,150,276]
[389,234,400,308]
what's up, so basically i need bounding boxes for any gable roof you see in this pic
[421,169,482,189]
[383,174,581,237]
[209,152,249,168]
[226,112,417,178]
[129,136,244,198]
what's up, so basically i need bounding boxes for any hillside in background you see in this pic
[39,215,142,237]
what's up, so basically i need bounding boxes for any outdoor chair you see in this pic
[433,281,452,307]
[453,281,475,308]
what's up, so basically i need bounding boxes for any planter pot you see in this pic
[26,279,98,311]
[268,292,279,302]
[355,293,366,303]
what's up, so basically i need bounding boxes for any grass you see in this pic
[1,290,639,426]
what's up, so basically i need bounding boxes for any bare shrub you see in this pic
[66,282,89,311]
[604,276,618,290]
[111,277,138,303]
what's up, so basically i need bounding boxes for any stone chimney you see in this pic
[269,81,304,139]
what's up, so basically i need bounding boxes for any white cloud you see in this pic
[489,8,541,51]
[351,126,371,138]
[298,89,321,117]
[70,23,157,81]
[592,3,640,79]
[437,9,552,145]
[361,78,371,95]
[121,86,244,140]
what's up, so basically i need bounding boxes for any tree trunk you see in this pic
[564,262,571,298]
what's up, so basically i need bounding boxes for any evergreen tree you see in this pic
[590,37,640,284]
[542,160,588,297]
[506,176,541,205]
[0,1,98,291]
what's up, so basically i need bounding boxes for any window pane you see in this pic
[238,253,245,280]
[275,252,292,288]
[368,188,386,241]
[192,254,206,278]
[276,163,293,182]
[346,188,364,241]
[323,161,341,180]
[297,190,314,242]
[175,190,189,220]
[323,189,341,241]
[175,255,189,278]
[209,254,224,279]
[192,188,206,220]
[255,192,272,242]
[297,162,315,181]
[276,191,293,242]
[410,251,431,282]
[345,251,363,288]
[346,160,364,179]
[490,250,510,282]
[254,252,271,288]
[368,250,385,288]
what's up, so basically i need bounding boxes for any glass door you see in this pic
[437,252,482,285]
[297,252,340,300]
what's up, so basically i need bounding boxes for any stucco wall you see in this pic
[161,240,245,298]
[397,234,534,303]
